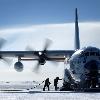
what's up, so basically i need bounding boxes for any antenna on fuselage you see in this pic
[75,8,80,50]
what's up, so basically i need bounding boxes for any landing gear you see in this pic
[85,77,98,88]
[60,83,73,91]
[84,60,99,89]
[60,81,78,91]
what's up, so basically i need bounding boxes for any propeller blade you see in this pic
[0,38,6,50]
[26,46,34,51]
[0,38,12,65]
[43,39,52,51]
[33,62,40,73]
[1,57,12,66]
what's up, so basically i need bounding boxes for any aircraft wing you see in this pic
[0,50,74,62]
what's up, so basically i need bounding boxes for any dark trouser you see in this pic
[54,84,57,91]
[43,85,49,91]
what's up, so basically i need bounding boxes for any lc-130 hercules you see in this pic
[0,8,100,92]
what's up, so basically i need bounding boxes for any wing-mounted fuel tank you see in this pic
[14,61,24,72]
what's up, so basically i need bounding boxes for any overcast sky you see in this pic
[0,0,100,81]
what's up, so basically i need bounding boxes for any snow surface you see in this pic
[0,92,100,100]
[0,81,100,100]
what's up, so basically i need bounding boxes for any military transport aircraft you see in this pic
[0,8,100,91]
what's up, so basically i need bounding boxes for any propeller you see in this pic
[26,39,58,72]
[33,39,52,71]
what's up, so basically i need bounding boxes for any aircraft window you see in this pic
[96,52,100,56]
[84,52,89,56]
[90,52,95,56]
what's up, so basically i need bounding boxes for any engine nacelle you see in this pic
[14,61,24,72]
[39,58,46,65]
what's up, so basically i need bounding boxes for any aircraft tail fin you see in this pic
[74,8,80,50]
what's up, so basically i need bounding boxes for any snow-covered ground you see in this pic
[0,81,62,91]
[0,92,100,100]
[0,81,100,100]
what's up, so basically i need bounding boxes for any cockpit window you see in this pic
[83,52,100,56]
[95,52,100,56]
[90,52,95,56]
[84,52,89,56]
